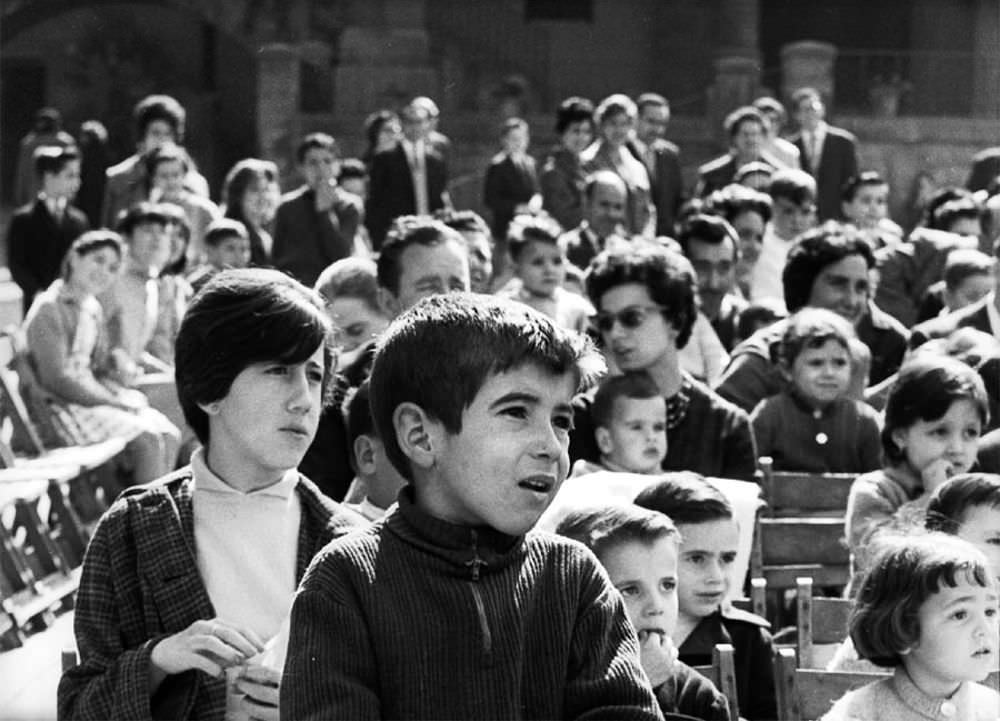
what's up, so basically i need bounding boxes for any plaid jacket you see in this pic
[58,467,365,721]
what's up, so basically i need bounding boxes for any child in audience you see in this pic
[186,218,252,293]
[438,209,496,294]
[572,373,667,477]
[341,380,407,521]
[497,213,594,332]
[822,533,999,720]
[22,230,180,483]
[750,308,882,472]
[59,268,365,721]
[145,143,220,265]
[635,473,777,721]
[840,171,903,249]
[282,293,662,719]
[750,168,817,302]
[915,248,995,322]
[556,504,732,720]
[845,356,989,590]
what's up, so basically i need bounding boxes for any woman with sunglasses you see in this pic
[568,242,757,481]
[715,222,909,414]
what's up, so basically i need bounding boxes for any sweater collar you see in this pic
[891,666,970,720]
[389,486,525,579]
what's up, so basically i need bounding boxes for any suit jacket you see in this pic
[102,153,210,229]
[967,146,1000,192]
[7,198,89,313]
[483,152,539,240]
[561,224,605,272]
[58,468,365,721]
[874,227,981,328]
[272,185,362,287]
[365,143,447,248]
[695,154,738,198]
[629,138,684,235]
[909,295,994,349]
[792,124,859,221]
[540,146,587,232]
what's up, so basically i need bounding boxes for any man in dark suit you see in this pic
[695,106,778,198]
[365,100,449,249]
[272,133,362,287]
[8,146,89,314]
[790,87,859,222]
[629,93,684,236]
[483,117,540,247]
[561,171,628,272]
[967,147,1000,193]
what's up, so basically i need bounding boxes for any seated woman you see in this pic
[715,222,909,413]
[22,230,180,483]
[58,268,366,720]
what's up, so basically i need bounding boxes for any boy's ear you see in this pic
[594,426,614,456]
[392,402,438,470]
[353,434,378,477]
[198,400,222,416]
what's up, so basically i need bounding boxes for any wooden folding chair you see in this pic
[690,642,739,721]
[758,456,856,518]
[773,647,886,720]
[796,577,853,669]
[731,576,768,619]
[750,515,850,592]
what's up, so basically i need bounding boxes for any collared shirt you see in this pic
[804,121,828,169]
[39,192,67,220]
[192,448,301,721]
[402,139,429,215]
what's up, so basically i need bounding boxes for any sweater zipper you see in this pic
[466,530,493,659]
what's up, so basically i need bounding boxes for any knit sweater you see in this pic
[821,666,1000,721]
[281,487,662,720]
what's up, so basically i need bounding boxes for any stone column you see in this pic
[971,0,1000,117]
[781,41,837,105]
[333,0,438,115]
[257,44,300,167]
[709,0,762,137]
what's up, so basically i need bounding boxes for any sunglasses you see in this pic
[593,305,666,333]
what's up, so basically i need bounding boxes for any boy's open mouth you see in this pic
[518,476,554,494]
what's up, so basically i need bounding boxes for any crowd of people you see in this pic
[7,85,1000,719]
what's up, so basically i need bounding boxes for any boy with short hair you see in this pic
[8,145,89,314]
[186,218,252,293]
[840,171,903,248]
[915,247,996,322]
[750,168,817,303]
[341,380,408,521]
[572,373,668,476]
[556,504,731,721]
[635,474,777,721]
[497,213,594,332]
[282,293,661,720]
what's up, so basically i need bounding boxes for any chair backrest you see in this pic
[751,515,850,591]
[796,577,853,668]
[758,456,856,517]
[691,642,739,721]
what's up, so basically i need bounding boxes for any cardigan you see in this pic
[281,486,662,720]
[750,391,882,474]
[821,666,1000,721]
[58,468,365,721]
[677,607,776,721]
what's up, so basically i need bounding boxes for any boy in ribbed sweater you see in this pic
[282,293,663,720]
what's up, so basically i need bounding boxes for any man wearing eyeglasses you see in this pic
[569,245,757,481]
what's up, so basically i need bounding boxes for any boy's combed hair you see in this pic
[314,256,381,312]
[34,145,79,178]
[556,504,679,561]
[882,356,990,464]
[772,307,855,368]
[769,168,817,206]
[677,213,740,261]
[377,216,466,294]
[507,213,562,261]
[585,244,698,349]
[943,249,995,291]
[437,208,492,238]
[634,473,733,525]
[591,373,662,429]
[840,170,888,203]
[925,473,1000,534]
[175,268,334,444]
[782,222,876,313]
[203,218,249,248]
[850,532,992,667]
[296,132,338,163]
[369,293,605,480]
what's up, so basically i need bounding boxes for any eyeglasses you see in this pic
[593,305,666,333]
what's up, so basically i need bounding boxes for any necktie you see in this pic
[412,143,429,215]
